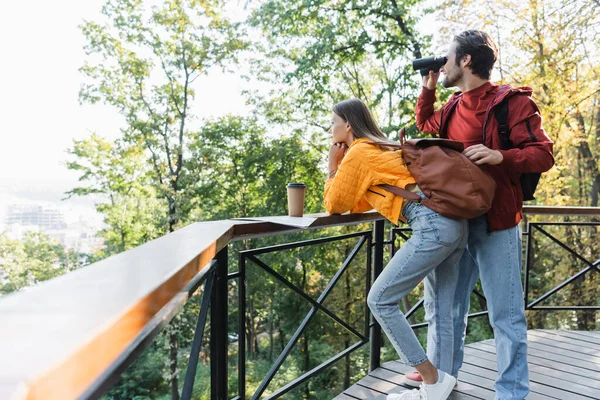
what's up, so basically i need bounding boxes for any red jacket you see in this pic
[416,84,554,231]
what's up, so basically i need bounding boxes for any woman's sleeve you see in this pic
[351,195,374,213]
[324,149,373,214]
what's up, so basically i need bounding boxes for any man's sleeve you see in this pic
[498,96,554,174]
[324,149,373,215]
[415,87,443,134]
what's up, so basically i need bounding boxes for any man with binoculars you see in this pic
[407,30,554,400]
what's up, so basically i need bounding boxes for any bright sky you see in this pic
[0,0,446,190]
[0,0,251,186]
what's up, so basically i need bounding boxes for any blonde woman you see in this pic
[325,98,465,400]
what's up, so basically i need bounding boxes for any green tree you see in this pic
[0,232,84,296]
[79,0,246,396]
[67,134,165,255]
[186,115,326,221]
[248,0,437,139]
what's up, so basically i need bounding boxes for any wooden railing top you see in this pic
[0,207,598,399]
[0,212,379,400]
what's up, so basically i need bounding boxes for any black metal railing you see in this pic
[237,231,371,399]
[524,221,600,311]
[89,209,599,399]
[386,220,600,333]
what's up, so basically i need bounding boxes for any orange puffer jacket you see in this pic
[324,138,416,225]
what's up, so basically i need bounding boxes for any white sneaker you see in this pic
[387,371,456,400]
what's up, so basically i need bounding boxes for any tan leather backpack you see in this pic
[373,138,496,220]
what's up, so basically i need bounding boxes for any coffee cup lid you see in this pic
[287,182,306,188]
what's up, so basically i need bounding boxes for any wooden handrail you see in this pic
[0,207,598,399]
[522,206,600,216]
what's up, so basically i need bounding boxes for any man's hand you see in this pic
[328,142,348,175]
[463,144,503,165]
[423,70,440,90]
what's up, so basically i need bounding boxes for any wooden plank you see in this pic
[466,343,600,380]
[558,330,600,340]
[383,360,495,399]
[548,331,600,343]
[528,330,600,352]
[512,341,600,370]
[333,393,359,400]
[371,367,484,398]
[356,375,401,392]
[343,382,386,399]
[337,330,600,400]
[462,352,600,392]
[470,341,600,372]
[540,330,600,348]
[459,362,596,400]
[369,367,408,385]
[452,362,565,400]
[525,338,600,363]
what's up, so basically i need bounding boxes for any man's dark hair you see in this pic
[453,30,498,80]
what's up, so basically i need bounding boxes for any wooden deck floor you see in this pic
[334,330,600,400]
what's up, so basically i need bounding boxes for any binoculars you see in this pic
[412,56,448,76]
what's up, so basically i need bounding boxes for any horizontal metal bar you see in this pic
[241,231,370,256]
[263,340,368,400]
[528,306,600,310]
[228,272,241,280]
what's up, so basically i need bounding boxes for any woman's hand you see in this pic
[328,142,348,176]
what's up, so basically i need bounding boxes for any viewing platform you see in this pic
[0,206,598,400]
[337,330,600,399]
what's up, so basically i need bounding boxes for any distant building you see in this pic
[5,205,67,230]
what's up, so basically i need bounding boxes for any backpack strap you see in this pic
[377,184,422,203]
[495,99,512,150]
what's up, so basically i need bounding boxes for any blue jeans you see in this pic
[425,215,529,400]
[367,200,467,367]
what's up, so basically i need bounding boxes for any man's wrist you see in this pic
[328,170,337,179]
[494,150,504,164]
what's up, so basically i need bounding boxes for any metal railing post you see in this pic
[370,220,385,372]
[524,222,533,309]
[211,246,228,400]
[238,252,246,399]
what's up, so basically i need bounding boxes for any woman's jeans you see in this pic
[367,200,468,368]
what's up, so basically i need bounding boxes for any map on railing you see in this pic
[232,215,318,228]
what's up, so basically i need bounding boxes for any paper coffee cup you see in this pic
[287,182,306,217]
